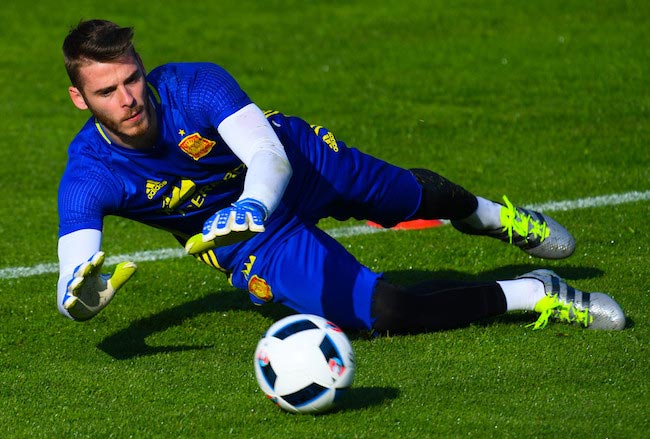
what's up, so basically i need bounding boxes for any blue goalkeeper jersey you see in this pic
[58,62,252,240]
[59,61,423,329]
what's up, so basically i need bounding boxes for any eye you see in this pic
[96,88,114,98]
[125,71,142,85]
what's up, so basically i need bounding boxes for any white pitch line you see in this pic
[1,190,648,281]
[526,190,650,213]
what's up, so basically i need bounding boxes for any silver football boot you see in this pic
[451,196,576,259]
[517,269,625,330]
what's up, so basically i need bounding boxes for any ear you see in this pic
[68,86,88,110]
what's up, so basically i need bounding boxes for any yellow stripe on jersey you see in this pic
[94,120,112,144]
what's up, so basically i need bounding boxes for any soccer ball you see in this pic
[253,314,355,414]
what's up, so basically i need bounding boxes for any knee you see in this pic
[409,168,477,220]
[371,280,410,332]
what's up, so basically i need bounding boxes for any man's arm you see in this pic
[200,103,292,244]
[57,229,136,321]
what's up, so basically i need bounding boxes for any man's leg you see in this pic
[371,271,625,333]
[408,168,480,220]
[371,279,507,333]
[409,168,576,259]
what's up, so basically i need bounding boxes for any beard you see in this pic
[92,99,156,149]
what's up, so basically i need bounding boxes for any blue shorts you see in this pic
[215,113,422,329]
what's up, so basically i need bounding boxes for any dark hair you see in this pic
[63,19,135,87]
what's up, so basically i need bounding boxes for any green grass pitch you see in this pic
[1,0,649,437]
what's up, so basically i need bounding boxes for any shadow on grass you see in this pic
[99,264,608,359]
[330,386,400,413]
[382,264,605,286]
[98,289,292,360]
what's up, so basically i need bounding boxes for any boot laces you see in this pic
[526,294,593,330]
[500,196,550,244]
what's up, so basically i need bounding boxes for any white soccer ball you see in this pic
[253,314,355,414]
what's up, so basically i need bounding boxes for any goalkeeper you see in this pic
[57,19,625,332]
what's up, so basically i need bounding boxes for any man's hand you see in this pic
[185,232,253,255]
[202,198,268,242]
[62,251,137,321]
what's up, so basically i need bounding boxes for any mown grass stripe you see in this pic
[1,190,648,280]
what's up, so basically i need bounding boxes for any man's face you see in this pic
[68,53,155,149]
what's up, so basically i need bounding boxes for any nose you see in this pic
[117,85,136,107]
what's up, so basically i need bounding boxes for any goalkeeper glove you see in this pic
[185,231,256,255]
[202,198,268,242]
[62,251,137,321]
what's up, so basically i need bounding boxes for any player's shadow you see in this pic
[97,289,292,360]
[98,263,609,359]
[384,263,605,286]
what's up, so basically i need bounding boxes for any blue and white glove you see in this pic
[202,198,268,243]
[62,251,137,321]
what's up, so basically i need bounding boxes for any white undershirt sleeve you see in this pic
[57,228,102,319]
[217,103,292,217]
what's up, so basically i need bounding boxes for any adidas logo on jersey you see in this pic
[146,179,168,199]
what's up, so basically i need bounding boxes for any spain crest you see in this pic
[248,275,273,302]
[178,132,216,160]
